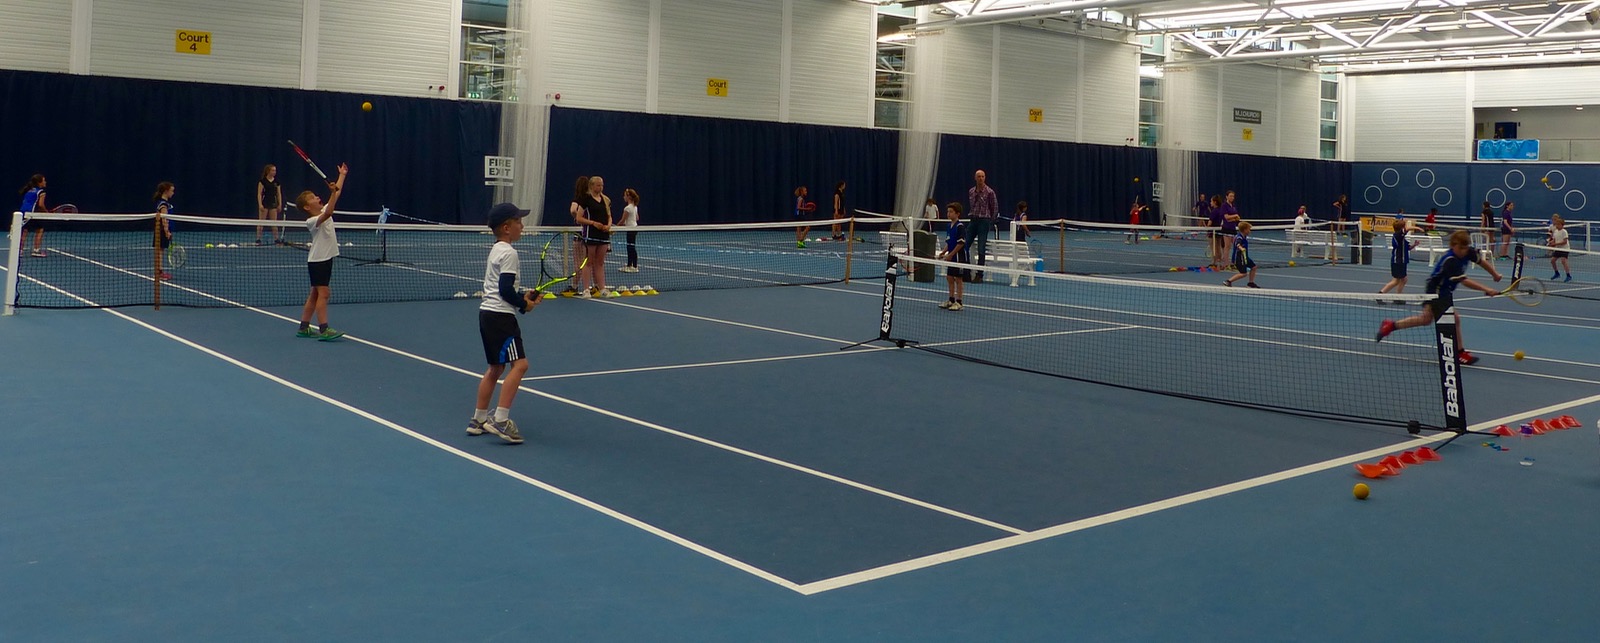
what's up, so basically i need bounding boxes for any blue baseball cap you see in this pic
[487,202,530,229]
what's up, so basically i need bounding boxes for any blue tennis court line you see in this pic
[18,260,1600,595]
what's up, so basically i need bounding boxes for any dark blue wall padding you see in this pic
[543,106,898,225]
[1353,161,1598,221]
[1193,151,1351,222]
[932,134,1158,224]
[0,70,499,223]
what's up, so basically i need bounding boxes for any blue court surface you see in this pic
[5,254,1600,641]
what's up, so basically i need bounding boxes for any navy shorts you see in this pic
[1425,297,1452,319]
[479,309,525,365]
[1391,262,1407,279]
[21,216,44,232]
[1234,260,1255,273]
[307,259,333,287]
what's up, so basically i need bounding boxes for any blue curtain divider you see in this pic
[932,134,1157,224]
[1193,151,1350,222]
[0,70,499,223]
[543,106,899,226]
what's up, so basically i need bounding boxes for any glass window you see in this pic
[1139,123,1159,147]
[1139,100,1159,124]
[1320,140,1336,160]
[1320,100,1337,121]
[1320,121,1337,140]
[875,101,908,129]
[1321,80,1338,101]
[1139,77,1162,101]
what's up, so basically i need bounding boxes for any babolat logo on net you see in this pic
[1438,333,1461,421]
[879,279,895,336]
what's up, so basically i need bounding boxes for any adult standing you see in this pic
[256,164,284,245]
[830,181,848,241]
[573,175,615,298]
[1496,201,1515,258]
[1216,190,1241,265]
[965,169,998,282]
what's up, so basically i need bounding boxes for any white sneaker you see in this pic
[466,418,488,436]
[482,418,523,444]
[621,266,638,273]
[576,289,591,299]
[950,301,964,311]
[939,301,953,309]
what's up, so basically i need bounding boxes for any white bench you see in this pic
[1380,232,1448,264]
[879,230,1043,285]
[1285,229,1342,260]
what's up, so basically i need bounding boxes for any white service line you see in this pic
[523,346,889,382]
[794,394,1600,594]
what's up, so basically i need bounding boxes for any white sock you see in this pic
[472,408,489,422]
[493,407,510,422]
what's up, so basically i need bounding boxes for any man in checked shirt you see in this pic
[965,169,998,283]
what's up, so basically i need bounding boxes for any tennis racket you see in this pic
[166,240,187,269]
[531,231,587,294]
[287,139,330,183]
[1503,276,1546,307]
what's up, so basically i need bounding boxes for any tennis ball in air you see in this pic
[1353,483,1370,500]
[361,101,373,112]
[1542,177,1550,183]
[1513,350,1525,361]
[1133,177,1141,182]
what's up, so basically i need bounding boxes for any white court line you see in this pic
[13,272,804,592]
[594,297,855,344]
[794,394,1600,594]
[43,252,1026,536]
[522,346,889,382]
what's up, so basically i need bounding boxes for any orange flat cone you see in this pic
[1415,447,1441,461]
[1492,425,1515,437]
[1561,415,1580,428]
[1532,419,1551,432]
[1379,455,1405,470]
[1399,451,1422,465]
[1355,463,1389,478]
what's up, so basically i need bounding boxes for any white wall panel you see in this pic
[1278,68,1320,159]
[1165,65,1220,151]
[546,0,649,112]
[995,26,1078,141]
[1473,66,1600,107]
[90,0,301,87]
[789,0,872,127]
[318,0,453,97]
[1216,64,1279,156]
[1349,72,1469,162]
[657,0,781,121]
[0,0,72,73]
[1078,37,1137,146]
[936,27,993,136]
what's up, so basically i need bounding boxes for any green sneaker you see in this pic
[797,240,807,249]
[317,328,345,341]
[296,328,317,338]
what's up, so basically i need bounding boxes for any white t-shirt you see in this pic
[480,241,522,315]
[620,204,639,227]
[1550,227,1569,248]
[924,203,938,228]
[305,216,339,262]
[1294,213,1310,230]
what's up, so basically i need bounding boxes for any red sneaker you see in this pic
[1374,319,1396,342]
[1458,350,1479,366]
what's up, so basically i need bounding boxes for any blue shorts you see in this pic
[1391,263,1407,279]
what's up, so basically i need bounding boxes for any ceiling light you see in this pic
[1580,106,1586,110]
[1511,108,1519,112]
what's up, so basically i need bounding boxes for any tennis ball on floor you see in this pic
[1288,261,1297,267]
[361,101,373,112]
[1513,350,1525,360]
[1353,483,1370,500]
[205,243,214,248]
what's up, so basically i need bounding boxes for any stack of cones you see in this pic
[1354,447,1441,479]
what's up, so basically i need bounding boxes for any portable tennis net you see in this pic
[5,211,886,311]
[865,254,1467,431]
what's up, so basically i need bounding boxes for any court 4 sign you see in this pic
[175,30,212,55]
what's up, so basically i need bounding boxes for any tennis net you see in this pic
[1013,218,1342,275]
[5,211,884,310]
[1519,243,1600,301]
[870,254,1461,430]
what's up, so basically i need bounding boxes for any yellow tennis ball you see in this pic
[361,101,373,112]
[1513,350,1525,361]
[1353,483,1370,500]
[1133,177,1141,182]
[205,243,214,248]
[1542,177,1550,183]
[1288,261,1297,267]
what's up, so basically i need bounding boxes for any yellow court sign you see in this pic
[706,78,729,97]
[1242,128,1254,141]
[1028,108,1043,123]
[176,30,212,55]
